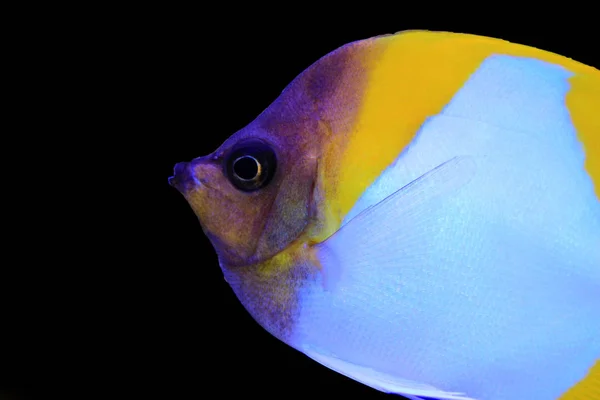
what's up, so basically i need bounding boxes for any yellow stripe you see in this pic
[560,360,600,399]
[325,30,599,230]
[567,73,600,200]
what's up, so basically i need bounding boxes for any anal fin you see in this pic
[303,347,476,400]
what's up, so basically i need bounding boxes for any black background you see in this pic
[3,7,598,400]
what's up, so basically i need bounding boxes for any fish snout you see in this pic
[168,161,197,193]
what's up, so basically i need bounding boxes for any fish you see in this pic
[169,30,600,399]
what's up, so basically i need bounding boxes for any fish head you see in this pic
[169,120,322,268]
[169,39,373,270]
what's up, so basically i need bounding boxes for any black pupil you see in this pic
[225,141,276,192]
[233,156,259,180]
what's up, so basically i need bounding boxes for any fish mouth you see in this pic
[169,160,217,193]
[168,161,198,193]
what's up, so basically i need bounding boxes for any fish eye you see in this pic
[233,156,261,181]
[225,141,277,192]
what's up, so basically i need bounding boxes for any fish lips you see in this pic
[168,161,197,193]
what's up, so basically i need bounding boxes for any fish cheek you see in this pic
[185,163,276,266]
[254,156,318,261]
